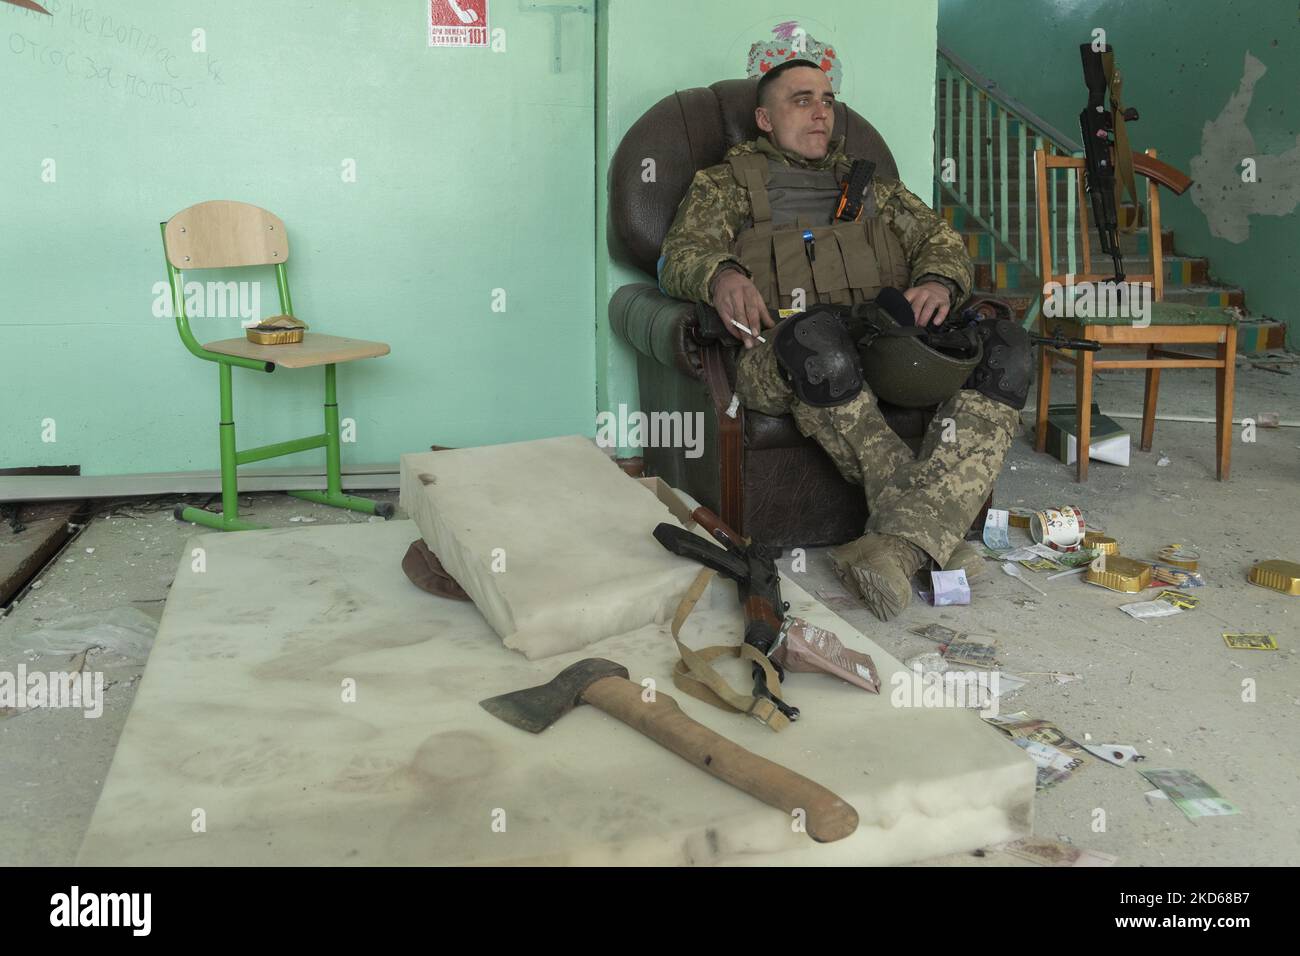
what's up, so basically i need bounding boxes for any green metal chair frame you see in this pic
[159,206,394,531]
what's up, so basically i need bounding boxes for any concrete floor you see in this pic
[1,360,1296,866]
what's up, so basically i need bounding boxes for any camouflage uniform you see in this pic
[658,135,1021,566]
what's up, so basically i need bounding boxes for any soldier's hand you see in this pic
[712,269,773,349]
[903,281,952,327]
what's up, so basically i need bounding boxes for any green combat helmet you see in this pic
[853,289,982,408]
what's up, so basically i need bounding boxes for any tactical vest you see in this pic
[727,153,911,311]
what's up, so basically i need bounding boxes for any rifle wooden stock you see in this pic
[1134,153,1192,194]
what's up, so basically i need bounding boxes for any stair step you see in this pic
[940,203,1156,233]
[979,284,1246,314]
[952,227,1172,261]
[974,255,1209,290]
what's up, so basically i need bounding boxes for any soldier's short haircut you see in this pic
[756,59,826,108]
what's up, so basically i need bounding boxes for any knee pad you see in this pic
[965,318,1032,410]
[772,305,863,407]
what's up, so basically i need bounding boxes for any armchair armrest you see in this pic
[610,283,727,380]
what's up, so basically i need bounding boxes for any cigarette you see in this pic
[729,319,766,343]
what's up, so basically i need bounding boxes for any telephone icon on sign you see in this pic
[447,0,478,23]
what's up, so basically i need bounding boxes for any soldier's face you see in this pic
[756,67,836,160]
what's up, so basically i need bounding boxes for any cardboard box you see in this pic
[1042,402,1131,467]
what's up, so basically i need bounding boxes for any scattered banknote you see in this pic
[1139,768,1240,820]
[1222,632,1278,651]
[909,623,963,643]
[1054,549,1101,568]
[1014,739,1084,789]
[987,714,1087,752]
[930,569,970,606]
[986,712,1089,789]
[1026,543,1067,560]
[942,640,999,668]
[983,508,1011,551]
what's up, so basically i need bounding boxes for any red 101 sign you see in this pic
[429,0,489,47]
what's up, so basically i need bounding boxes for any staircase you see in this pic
[934,49,1248,325]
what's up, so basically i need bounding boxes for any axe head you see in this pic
[479,658,629,734]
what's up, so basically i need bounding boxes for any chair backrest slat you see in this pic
[1034,149,1164,298]
[164,200,289,269]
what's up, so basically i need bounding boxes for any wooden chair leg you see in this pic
[1034,345,1053,452]
[1216,325,1237,480]
[1141,343,1161,452]
[1076,349,1094,482]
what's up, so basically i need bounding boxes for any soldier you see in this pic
[658,58,1029,622]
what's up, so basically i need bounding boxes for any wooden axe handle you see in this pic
[581,676,859,843]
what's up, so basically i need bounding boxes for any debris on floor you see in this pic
[1000,837,1117,867]
[929,569,970,606]
[942,640,998,668]
[813,586,860,612]
[984,712,1090,789]
[17,606,158,665]
[1013,738,1086,789]
[982,508,1011,551]
[1221,632,1277,651]
[908,623,963,643]
[1119,589,1198,621]
[1139,768,1240,820]
[1019,670,1082,684]
[1149,563,1206,587]
[1086,555,1152,592]
[1001,561,1047,596]
[904,651,947,674]
[1082,743,1146,766]
[1246,559,1300,595]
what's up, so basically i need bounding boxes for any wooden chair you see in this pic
[161,200,393,531]
[1032,149,1238,482]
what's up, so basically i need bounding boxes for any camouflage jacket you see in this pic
[657,135,972,308]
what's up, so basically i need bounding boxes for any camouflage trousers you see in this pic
[734,340,1022,566]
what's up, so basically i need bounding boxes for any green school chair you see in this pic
[160,200,394,530]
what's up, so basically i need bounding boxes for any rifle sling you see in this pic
[667,567,791,732]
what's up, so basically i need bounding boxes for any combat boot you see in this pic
[831,532,928,622]
[942,539,986,581]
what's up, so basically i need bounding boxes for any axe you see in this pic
[479,658,859,843]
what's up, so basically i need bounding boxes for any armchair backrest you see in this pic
[608,77,900,278]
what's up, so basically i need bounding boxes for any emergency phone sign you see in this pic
[429,0,488,47]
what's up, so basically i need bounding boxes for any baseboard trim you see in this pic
[0,464,400,502]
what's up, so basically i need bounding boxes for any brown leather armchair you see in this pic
[608,77,995,549]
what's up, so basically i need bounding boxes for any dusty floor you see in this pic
[1,360,1296,867]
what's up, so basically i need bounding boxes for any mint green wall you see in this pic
[939,0,1300,342]
[1,0,596,475]
[596,0,941,454]
[2,0,945,476]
